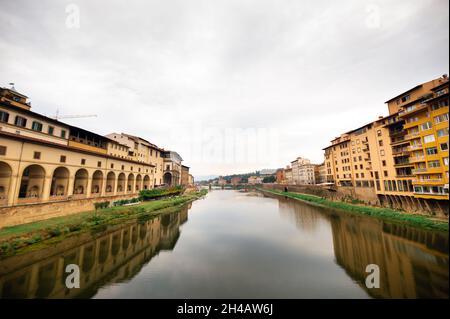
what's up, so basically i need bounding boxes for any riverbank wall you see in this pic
[260,184,449,218]
[0,193,137,229]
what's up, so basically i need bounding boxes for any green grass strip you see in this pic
[258,188,448,232]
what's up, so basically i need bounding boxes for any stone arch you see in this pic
[73,169,89,195]
[117,173,126,193]
[18,164,46,199]
[163,172,172,186]
[106,171,115,193]
[127,173,135,192]
[0,161,13,202]
[50,166,69,197]
[143,175,150,190]
[91,170,103,195]
[135,174,142,191]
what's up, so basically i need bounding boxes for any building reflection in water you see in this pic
[277,197,448,299]
[0,203,190,298]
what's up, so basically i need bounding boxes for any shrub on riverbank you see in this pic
[139,186,184,201]
[260,188,448,232]
[0,189,207,258]
[113,198,140,206]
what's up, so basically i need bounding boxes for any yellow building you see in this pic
[0,86,177,212]
[392,78,449,200]
[323,75,449,215]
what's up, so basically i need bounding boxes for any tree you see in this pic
[262,175,276,183]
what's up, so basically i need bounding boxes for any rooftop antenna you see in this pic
[8,83,15,91]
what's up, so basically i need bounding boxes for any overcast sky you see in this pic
[0,0,448,178]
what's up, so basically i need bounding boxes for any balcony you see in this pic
[392,149,410,156]
[389,130,406,138]
[396,174,414,178]
[413,178,444,185]
[390,139,410,146]
[399,103,429,117]
[412,168,427,174]
[404,132,420,140]
[409,155,425,163]
[408,144,423,151]
[413,191,448,197]
[394,161,412,167]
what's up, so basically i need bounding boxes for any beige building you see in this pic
[0,86,186,213]
[181,165,190,186]
[0,88,157,208]
[162,151,183,186]
[248,176,263,184]
[285,166,293,184]
[106,133,164,186]
[188,174,194,186]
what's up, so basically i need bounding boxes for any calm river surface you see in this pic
[0,189,448,298]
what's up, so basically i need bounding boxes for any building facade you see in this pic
[181,165,190,186]
[0,87,158,208]
[162,151,183,186]
[248,176,263,184]
[276,168,285,184]
[322,75,449,215]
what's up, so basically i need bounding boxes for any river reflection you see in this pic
[277,197,448,298]
[0,205,189,298]
[0,190,448,299]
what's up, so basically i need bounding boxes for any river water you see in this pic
[0,189,448,298]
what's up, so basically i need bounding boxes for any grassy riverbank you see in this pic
[0,189,208,258]
[259,188,448,232]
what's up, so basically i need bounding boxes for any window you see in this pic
[428,160,440,168]
[437,128,449,137]
[48,126,54,135]
[426,147,438,155]
[97,161,102,168]
[14,116,27,127]
[34,151,41,159]
[384,171,388,177]
[0,146,6,156]
[81,159,86,165]
[423,134,435,143]
[380,150,385,156]
[420,122,432,131]
[378,140,383,146]
[31,121,43,132]
[111,163,114,169]
[0,111,9,123]
[444,157,449,166]
[60,155,66,163]
[375,171,379,179]
[434,113,449,124]
[377,130,381,136]
[121,165,125,170]
[61,130,67,138]
[441,143,449,151]
[382,160,386,166]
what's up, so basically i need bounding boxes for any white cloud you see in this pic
[0,0,448,177]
